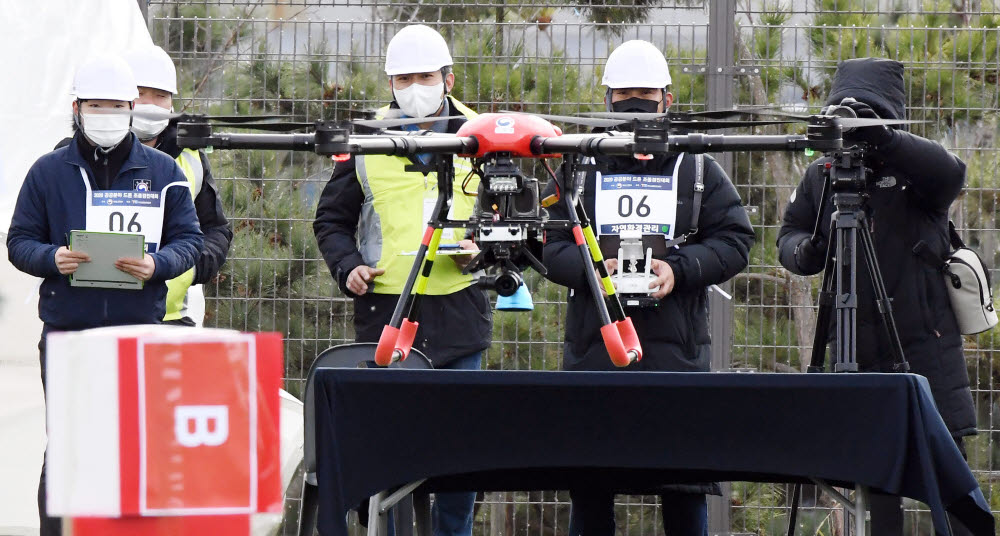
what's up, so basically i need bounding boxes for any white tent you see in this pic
[0,3,305,532]
[0,2,150,532]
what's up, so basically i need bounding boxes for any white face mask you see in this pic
[131,103,170,141]
[81,111,132,148]
[393,82,445,119]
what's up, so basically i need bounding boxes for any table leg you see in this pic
[854,485,869,536]
[414,491,432,536]
[369,491,389,536]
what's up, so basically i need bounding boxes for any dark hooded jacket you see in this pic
[543,151,755,373]
[777,58,976,436]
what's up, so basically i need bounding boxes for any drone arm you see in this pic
[347,136,476,157]
[533,131,838,157]
[183,132,318,151]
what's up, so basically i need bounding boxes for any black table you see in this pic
[313,369,994,536]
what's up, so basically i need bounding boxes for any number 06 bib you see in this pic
[81,168,188,253]
[594,154,683,238]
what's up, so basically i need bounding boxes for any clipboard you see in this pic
[69,230,145,290]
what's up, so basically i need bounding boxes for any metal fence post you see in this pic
[137,0,148,24]
[706,0,737,533]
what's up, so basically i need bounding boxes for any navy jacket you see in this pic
[55,123,233,284]
[7,133,203,329]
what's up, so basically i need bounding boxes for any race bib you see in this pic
[81,168,171,253]
[594,169,679,239]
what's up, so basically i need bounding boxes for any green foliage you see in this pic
[328,53,392,118]
[377,1,666,30]
[330,26,602,120]
[149,3,243,56]
[451,31,528,109]
[805,0,1000,128]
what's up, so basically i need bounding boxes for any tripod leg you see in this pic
[809,231,839,373]
[832,210,859,372]
[856,222,909,372]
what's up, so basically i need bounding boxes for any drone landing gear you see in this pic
[558,156,643,367]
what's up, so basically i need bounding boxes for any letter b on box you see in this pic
[175,405,229,448]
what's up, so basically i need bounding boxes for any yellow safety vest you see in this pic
[162,148,202,321]
[357,98,480,295]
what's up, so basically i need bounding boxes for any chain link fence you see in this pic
[146,1,1000,534]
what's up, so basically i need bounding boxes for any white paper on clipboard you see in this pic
[69,230,145,290]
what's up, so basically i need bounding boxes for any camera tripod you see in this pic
[786,146,911,536]
[807,146,909,373]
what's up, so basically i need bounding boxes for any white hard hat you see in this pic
[72,55,140,102]
[384,24,454,76]
[602,40,672,89]
[124,45,178,94]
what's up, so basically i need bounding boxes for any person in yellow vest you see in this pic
[313,24,490,536]
[125,45,232,326]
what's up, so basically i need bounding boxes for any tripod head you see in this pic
[823,143,873,195]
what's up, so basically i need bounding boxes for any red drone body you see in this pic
[456,113,563,158]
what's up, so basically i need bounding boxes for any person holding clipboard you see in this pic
[5,55,202,536]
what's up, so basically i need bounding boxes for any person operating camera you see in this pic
[777,57,977,535]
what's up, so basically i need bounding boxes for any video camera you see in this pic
[820,97,861,134]
[819,97,876,193]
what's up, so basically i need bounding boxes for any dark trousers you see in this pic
[37,324,62,536]
[568,489,708,536]
[870,436,973,536]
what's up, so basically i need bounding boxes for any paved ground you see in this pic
[0,360,43,535]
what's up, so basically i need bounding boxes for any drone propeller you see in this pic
[579,109,778,121]
[92,107,286,123]
[578,111,668,121]
[834,117,925,128]
[499,111,795,130]
[670,119,797,130]
[705,107,926,128]
[351,116,467,129]
[212,121,317,132]
[497,111,624,128]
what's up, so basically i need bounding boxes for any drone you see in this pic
[111,105,917,368]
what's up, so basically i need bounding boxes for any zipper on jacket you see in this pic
[949,258,987,306]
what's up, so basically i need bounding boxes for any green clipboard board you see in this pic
[68,230,146,290]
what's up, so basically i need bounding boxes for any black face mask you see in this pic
[610,97,660,114]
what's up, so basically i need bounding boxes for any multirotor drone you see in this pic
[112,104,916,367]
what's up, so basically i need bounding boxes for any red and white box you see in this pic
[44,326,283,533]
